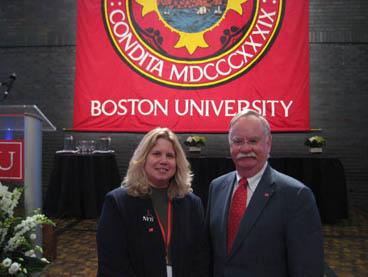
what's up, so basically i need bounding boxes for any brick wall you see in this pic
[1,0,367,212]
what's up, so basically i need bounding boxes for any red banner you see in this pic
[73,0,310,132]
[0,140,24,181]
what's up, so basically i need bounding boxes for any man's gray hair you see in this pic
[229,109,271,137]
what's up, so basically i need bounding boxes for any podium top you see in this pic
[0,105,56,131]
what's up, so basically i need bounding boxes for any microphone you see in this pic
[3,73,16,99]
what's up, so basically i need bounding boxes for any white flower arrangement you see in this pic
[0,182,54,276]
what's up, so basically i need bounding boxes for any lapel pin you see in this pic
[264,193,269,197]
[148,227,154,232]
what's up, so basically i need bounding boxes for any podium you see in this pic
[0,105,56,246]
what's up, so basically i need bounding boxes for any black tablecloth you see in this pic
[44,152,121,218]
[189,156,348,224]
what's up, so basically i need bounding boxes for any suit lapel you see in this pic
[228,165,276,257]
[170,198,181,271]
[171,198,183,250]
[220,172,237,255]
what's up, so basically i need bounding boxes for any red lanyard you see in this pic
[154,200,172,256]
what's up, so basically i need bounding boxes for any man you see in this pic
[204,109,324,276]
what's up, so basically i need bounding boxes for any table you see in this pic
[44,152,121,218]
[189,156,348,224]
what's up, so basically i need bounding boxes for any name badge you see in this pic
[166,265,173,277]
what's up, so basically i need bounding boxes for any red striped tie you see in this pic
[227,178,248,254]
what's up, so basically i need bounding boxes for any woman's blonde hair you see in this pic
[123,127,193,199]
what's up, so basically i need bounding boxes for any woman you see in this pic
[97,127,205,277]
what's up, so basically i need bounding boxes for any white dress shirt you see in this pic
[233,162,268,206]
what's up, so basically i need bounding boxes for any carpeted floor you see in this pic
[40,207,368,277]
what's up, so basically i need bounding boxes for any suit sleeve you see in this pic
[96,192,137,277]
[286,186,325,277]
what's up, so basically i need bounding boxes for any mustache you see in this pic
[236,152,256,159]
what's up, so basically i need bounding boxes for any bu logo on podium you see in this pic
[0,140,23,181]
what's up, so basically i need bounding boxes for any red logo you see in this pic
[103,0,284,89]
[0,140,24,181]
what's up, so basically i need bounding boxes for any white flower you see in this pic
[0,182,54,274]
[0,226,9,245]
[2,257,12,267]
[25,249,35,257]
[41,257,50,263]
[8,262,20,274]
[0,183,8,194]
[0,182,22,217]
[5,213,50,251]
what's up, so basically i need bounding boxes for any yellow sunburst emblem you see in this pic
[135,0,248,55]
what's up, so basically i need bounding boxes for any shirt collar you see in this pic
[236,162,268,192]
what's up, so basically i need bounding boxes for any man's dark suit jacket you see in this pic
[97,187,204,277]
[205,164,325,277]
